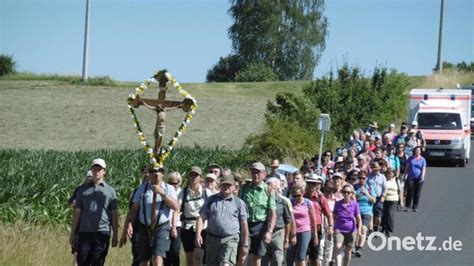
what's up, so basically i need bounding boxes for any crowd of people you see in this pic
[68,121,427,266]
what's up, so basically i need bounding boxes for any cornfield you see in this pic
[0,146,251,225]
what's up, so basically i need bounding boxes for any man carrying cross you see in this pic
[125,166,179,266]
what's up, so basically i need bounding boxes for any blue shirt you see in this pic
[354,183,376,215]
[387,154,400,171]
[367,172,387,197]
[406,156,426,180]
[132,182,177,225]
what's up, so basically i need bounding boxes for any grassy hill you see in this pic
[1,71,473,152]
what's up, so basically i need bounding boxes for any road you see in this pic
[352,146,474,266]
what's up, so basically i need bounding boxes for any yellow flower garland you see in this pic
[127,70,198,170]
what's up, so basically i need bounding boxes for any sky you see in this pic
[1,0,473,83]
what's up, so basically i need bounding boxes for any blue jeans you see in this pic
[286,231,311,264]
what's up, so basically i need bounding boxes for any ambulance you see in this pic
[409,88,472,167]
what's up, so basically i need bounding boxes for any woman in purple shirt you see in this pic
[403,146,426,212]
[333,184,362,266]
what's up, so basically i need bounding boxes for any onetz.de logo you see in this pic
[368,232,463,251]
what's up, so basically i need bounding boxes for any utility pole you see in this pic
[436,0,444,74]
[82,0,91,81]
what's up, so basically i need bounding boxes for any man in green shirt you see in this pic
[239,162,276,266]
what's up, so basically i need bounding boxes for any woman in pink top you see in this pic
[287,185,318,266]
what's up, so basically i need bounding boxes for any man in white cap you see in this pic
[239,162,276,266]
[70,158,119,266]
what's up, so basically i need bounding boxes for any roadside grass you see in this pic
[419,70,474,89]
[0,222,133,265]
[0,72,119,86]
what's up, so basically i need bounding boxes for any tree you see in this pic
[0,54,17,76]
[226,0,328,81]
[206,54,242,82]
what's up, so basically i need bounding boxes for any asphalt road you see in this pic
[351,145,474,266]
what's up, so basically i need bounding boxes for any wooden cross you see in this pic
[129,72,194,160]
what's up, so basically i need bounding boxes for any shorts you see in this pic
[334,231,356,248]
[361,214,372,228]
[137,222,171,261]
[248,221,267,257]
[181,227,207,253]
[307,229,323,260]
[373,197,384,218]
[205,233,239,265]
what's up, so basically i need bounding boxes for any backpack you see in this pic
[180,185,208,222]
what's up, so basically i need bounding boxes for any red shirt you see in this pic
[307,193,331,227]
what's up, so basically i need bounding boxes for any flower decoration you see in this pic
[127,70,198,170]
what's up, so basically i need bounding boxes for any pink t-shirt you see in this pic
[292,198,313,233]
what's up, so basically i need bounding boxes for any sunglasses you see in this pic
[293,194,303,198]
[359,177,367,180]
[342,191,352,194]
[169,182,179,185]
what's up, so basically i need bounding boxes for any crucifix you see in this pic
[129,71,193,233]
[129,71,194,160]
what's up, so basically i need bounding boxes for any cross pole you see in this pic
[129,72,193,160]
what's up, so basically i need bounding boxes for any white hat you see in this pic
[205,173,217,181]
[411,121,418,126]
[389,124,395,128]
[86,170,93,177]
[306,174,324,183]
[90,158,106,169]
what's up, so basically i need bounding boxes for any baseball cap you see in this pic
[207,163,221,170]
[250,162,266,172]
[205,173,217,181]
[221,174,235,186]
[411,121,418,126]
[90,158,106,169]
[86,170,93,177]
[332,172,343,179]
[189,166,202,176]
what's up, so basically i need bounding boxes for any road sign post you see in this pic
[317,114,330,173]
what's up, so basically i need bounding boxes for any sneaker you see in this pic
[385,232,392,238]
[413,208,417,212]
[404,208,409,212]
[355,247,362,258]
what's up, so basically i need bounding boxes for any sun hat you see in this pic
[221,174,235,186]
[90,158,106,169]
[306,174,324,183]
[189,166,202,176]
[368,121,379,128]
[250,162,266,171]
